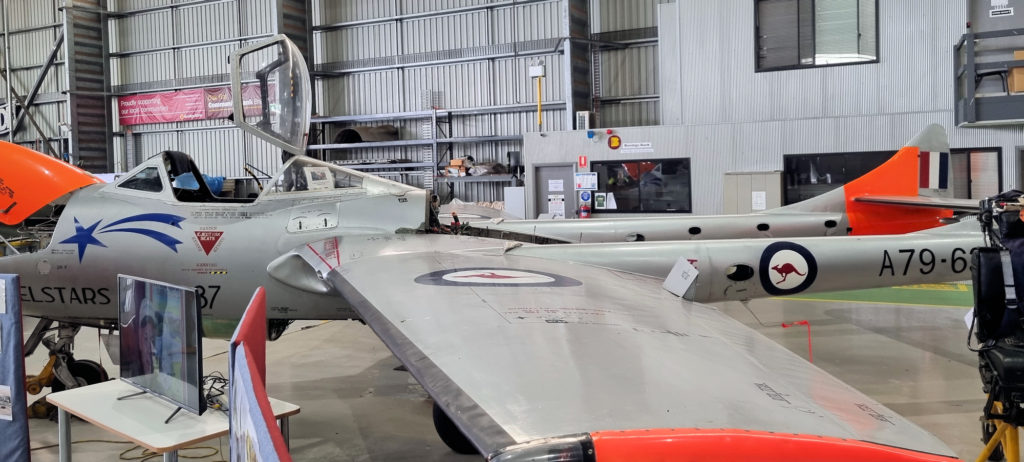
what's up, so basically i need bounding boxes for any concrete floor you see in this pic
[24,297,985,461]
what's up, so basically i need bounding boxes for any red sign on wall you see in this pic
[578,155,587,168]
[118,84,272,126]
[118,89,206,126]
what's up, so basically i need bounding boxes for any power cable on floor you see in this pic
[120,444,222,461]
[31,439,225,461]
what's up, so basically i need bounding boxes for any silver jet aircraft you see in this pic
[0,36,974,460]
[465,125,976,243]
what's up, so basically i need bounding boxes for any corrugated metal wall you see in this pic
[588,0,667,127]
[108,0,280,176]
[665,0,960,124]
[1,0,67,150]
[312,0,575,202]
[593,0,669,31]
[3,0,666,198]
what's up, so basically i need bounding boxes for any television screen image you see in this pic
[118,275,205,416]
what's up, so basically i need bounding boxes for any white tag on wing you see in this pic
[664,257,699,298]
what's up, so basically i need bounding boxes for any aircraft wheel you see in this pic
[51,359,109,393]
[432,402,477,455]
[982,420,1005,461]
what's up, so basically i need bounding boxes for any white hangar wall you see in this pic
[523,114,1024,217]
[523,0,1024,217]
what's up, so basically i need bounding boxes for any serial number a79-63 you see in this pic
[879,248,968,277]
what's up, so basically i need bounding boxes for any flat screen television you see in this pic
[117,275,205,419]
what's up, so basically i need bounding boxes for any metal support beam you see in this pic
[2,0,12,142]
[8,85,59,158]
[11,30,64,135]
[562,0,593,130]
[314,0,553,31]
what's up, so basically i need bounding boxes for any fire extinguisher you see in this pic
[578,190,592,219]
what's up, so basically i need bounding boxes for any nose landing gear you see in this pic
[23,319,110,418]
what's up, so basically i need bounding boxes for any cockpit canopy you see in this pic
[266,156,363,194]
[230,35,311,157]
[111,151,244,203]
[262,156,420,199]
[111,150,418,203]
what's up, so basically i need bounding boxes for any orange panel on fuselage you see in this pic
[0,141,102,225]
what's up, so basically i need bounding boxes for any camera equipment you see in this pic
[972,190,1024,430]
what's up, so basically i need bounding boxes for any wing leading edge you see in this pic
[320,241,957,461]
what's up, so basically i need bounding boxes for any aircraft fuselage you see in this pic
[0,181,428,327]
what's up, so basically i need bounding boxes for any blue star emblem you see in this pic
[60,218,107,262]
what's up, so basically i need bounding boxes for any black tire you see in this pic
[51,359,109,393]
[982,420,1005,461]
[432,402,477,455]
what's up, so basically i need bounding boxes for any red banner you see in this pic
[119,84,274,126]
[118,89,205,126]
[203,87,233,120]
[241,84,269,117]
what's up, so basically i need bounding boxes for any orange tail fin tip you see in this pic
[842,126,954,235]
[0,141,102,226]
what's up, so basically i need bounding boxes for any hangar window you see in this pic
[755,0,878,71]
[591,159,691,213]
[783,151,892,205]
[783,148,1003,205]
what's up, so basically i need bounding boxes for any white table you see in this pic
[46,379,300,462]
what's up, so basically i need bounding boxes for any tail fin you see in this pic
[843,124,953,235]
[771,124,954,235]
[0,141,101,225]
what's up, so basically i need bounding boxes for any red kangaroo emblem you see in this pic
[771,263,806,284]
[454,272,524,279]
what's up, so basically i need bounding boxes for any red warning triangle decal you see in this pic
[194,231,223,255]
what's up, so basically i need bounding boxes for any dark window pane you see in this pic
[756,0,877,71]
[592,158,691,213]
[783,151,892,204]
[758,0,801,69]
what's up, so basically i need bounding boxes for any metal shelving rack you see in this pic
[308,106,531,192]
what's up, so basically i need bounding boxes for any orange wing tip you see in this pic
[487,429,958,462]
[0,141,101,225]
[589,428,958,462]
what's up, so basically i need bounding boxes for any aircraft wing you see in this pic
[318,244,957,460]
[854,195,979,212]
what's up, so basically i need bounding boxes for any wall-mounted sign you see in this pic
[574,172,598,191]
[752,191,767,211]
[608,135,622,149]
[990,7,1014,17]
[547,194,566,218]
[578,155,587,168]
[118,84,268,126]
[622,142,654,154]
